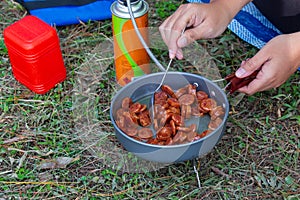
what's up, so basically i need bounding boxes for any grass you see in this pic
[0,0,299,199]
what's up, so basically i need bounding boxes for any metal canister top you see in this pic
[118,0,140,5]
[111,0,149,19]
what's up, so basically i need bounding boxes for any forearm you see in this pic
[287,31,300,70]
[211,0,252,20]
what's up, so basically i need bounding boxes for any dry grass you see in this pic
[0,0,299,199]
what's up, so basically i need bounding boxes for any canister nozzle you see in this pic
[118,0,140,6]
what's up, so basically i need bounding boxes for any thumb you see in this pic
[177,29,197,48]
[235,56,265,78]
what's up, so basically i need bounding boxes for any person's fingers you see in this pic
[159,18,175,57]
[160,4,205,59]
[177,28,197,48]
[175,48,184,60]
[235,52,270,78]
[237,73,269,95]
[168,28,185,58]
[237,63,277,95]
[236,33,300,95]
[237,78,266,95]
[235,59,258,78]
[177,35,188,48]
[177,24,208,48]
[159,7,190,58]
[159,25,187,59]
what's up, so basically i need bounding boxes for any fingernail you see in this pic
[178,36,187,47]
[176,51,183,59]
[235,68,246,77]
[241,60,245,66]
[169,50,176,59]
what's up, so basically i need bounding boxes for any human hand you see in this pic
[159,1,249,59]
[235,32,300,95]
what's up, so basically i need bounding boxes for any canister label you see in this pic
[112,13,150,86]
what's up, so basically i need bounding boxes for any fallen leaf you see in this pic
[39,156,80,169]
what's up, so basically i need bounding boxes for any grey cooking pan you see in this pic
[110,72,229,163]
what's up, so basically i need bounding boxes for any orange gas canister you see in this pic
[111,0,150,86]
[3,16,66,94]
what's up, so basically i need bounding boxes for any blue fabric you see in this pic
[188,0,281,49]
[234,10,279,44]
[27,0,115,26]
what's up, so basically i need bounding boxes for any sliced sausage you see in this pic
[178,94,195,106]
[138,128,153,139]
[200,98,217,112]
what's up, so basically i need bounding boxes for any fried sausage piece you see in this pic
[139,110,151,127]
[171,114,184,126]
[159,113,172,127]
[130,111,139,124]
[138,128,153,139]
[185,105,192,119]
[123,111,137,127]
[200,98,217,112]
[209,106,225,120]
[186,131,197,142]
[116,116,125,131]
[155,91,168,101]
[147,138,159,145]
[196,91,208,101]
[129,102,142,113]
[166,106,180,115]
[161,85,176,98]
[154,91,168,107]
[187,84,197,96]
[170,120,176,136]
[154,104,166,119]
[167,98,180,108]
[116,108,126,120]
[178,94,195,106]
[139,104,147,112]
[157,127,172,141]
[208,117,223,130]
[194,130,210,140]
[177,124,197,132]
[181,104,192,119]
[122,97,132,110]
[191,105,204,116]
[131,136,142,141]
[175,86,187,98]
[124,127,138,137]
[173,131,187,144]
[165,137,174,145]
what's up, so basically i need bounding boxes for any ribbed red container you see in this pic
[3,16,66,94]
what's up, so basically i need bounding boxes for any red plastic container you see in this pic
[3,16,66,94]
